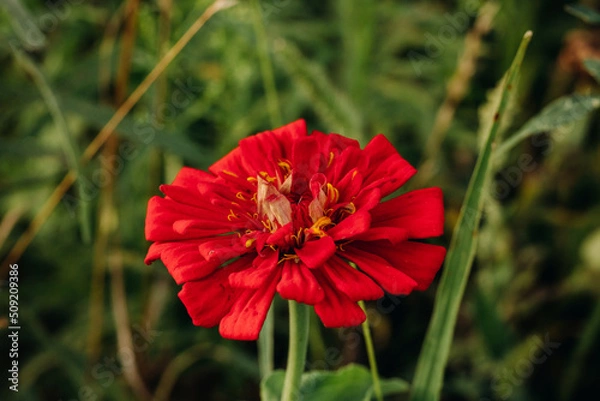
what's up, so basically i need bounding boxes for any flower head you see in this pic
[145,120,446,340]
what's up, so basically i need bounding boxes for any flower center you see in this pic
[238,161,355,255]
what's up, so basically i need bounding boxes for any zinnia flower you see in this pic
[145,120,446,340]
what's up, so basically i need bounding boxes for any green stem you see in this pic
[359,300,383,401]
[258,304,275,377]
[281,301,310,401]
[250,0,281,378]
[250,0,283,127]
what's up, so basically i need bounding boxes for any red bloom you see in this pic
[145,120,446,340]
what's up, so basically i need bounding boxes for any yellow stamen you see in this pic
[277,159,292,176]
[227,210,238,221]
[279,253,300,264]
[236,192,247,200]
[245,238,256,248]
[328,151,335,167]
[262,219,274,232]
[338,240,353,252]
[326,183,339,204]
[259,171,277,183]
[222,170,238,177]
[306,216,334,238]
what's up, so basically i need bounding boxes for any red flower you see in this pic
[145,120,446,340]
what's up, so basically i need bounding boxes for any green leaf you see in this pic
[497,94,600,156]
[565,4,600,24]
[261,364,408,401]
[583,59,600,83]
[367,377,411,401]
[409,32,533,401]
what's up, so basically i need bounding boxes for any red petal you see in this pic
[328,146,366,184]
[276,261,324,304]
[266,223,293,248]
[178,256,252,327]
[146,240,220,284]
[145,196,236,242]
[313,273,366,327]
[370,187,444,239]
[342,246,417,295]
[228,250,279,289]
[209,120,307,178]
[319,256,384,301]
[219,269,281,340]
[350,226,408,243]
[198,235,249,264]
[355,240,446,291]
[327,210,371,241]
[334,167,364,200]
[171,167,215,188]
[353,187,381,211]
[208,147,252,177]
[272,119,307,144]
[292,135,328,190]
[145,241,166,264]
[362,134,416,196]
[295,236,336,268]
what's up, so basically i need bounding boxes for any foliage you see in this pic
[1,0,599,400]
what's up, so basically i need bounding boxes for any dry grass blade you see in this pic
[1,0,237,267]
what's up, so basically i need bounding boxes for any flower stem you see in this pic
[281,301,310,401]
[258,304,275,377]
[359,300,383,401]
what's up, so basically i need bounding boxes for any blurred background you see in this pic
[1,0,599,400]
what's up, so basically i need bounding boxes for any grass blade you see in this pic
[409,31,533,401]
[565,4,600,24]
[11,46,92,243]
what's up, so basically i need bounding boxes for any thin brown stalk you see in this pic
[414,3,498,188]
[86,1,125,368]
[110,248,153,400]
[0,206,24,253]
[1,0,237,267]
[1,172,76,269]
[90,2,153,399]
